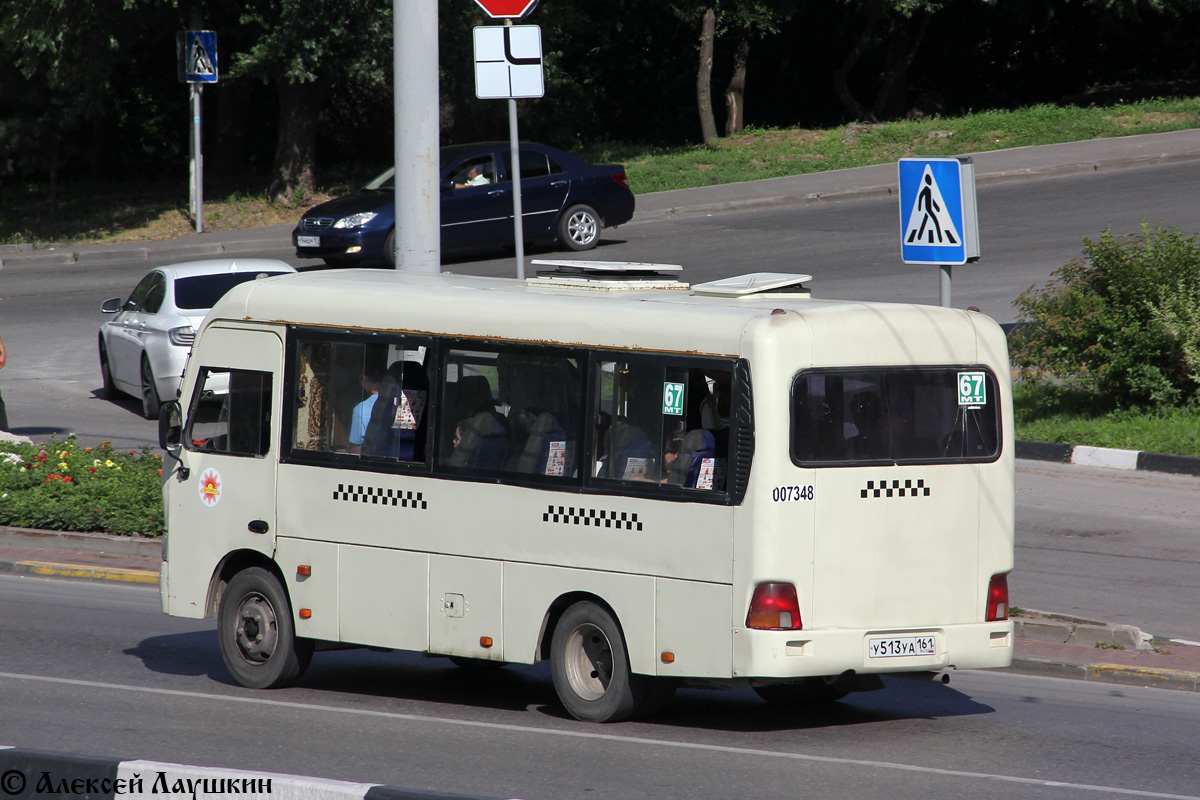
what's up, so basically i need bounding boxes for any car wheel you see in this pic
[99,341,117,401]
[140,356,161,420]
[218,567,314,689]
[551,600,662,722]
[558,205,601,251]
[384,230,396,267]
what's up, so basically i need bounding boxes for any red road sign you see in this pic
[474,0,539,19]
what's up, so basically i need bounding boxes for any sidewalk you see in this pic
[2,526,1197,694]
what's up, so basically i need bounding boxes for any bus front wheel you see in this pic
[551,600,663,722]
[218,567,313,689]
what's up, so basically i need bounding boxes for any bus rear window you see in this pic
[792,368,1000,465]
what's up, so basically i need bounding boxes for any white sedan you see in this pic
[99,258,297,419]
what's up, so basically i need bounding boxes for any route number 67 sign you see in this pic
[958,371,987,407]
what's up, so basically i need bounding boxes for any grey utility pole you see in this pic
[393,0,441,272]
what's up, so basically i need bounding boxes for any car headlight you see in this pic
[333,211,378,229]
[168,326,195,346]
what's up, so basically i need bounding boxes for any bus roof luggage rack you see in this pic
[692,272,813,298]
[528,260,688,291]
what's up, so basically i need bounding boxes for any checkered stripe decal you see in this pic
[861,478,930,498]
[333,483,427,509]
[543,504,643,531]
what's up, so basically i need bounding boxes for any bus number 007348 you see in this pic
[772,484,814,502]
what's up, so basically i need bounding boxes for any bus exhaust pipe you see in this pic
[893,671,950,684]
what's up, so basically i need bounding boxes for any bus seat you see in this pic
[680,428,724,489]
[509,411,571,476]
[370,360,429,461]
[449,411,510,470]
[607,421,655,480]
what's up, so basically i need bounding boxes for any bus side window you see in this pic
[292,337,388,455]
[186,368,272,457]
[592,360,729,491]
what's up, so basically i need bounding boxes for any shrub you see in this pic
[0,437,164,537]
[1010,223,1200,410]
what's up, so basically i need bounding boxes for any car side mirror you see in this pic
[441,179,456,193]
[101,298,122,314]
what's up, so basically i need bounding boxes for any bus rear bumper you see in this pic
[732,621,1014,679]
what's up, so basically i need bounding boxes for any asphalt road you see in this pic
[2,575,1199,800]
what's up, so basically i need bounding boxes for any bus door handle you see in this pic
[247,520,270,534]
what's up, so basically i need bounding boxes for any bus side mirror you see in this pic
[159,401,183,457]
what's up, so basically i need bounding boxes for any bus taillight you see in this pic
[985,574,1009,621]
[746,583,803,630]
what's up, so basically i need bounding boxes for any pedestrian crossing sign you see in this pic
[177,30,218,84]
[898,157,978,265]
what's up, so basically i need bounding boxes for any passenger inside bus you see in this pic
[366,359,429,461]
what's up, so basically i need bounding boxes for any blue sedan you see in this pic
[292,142,635,266]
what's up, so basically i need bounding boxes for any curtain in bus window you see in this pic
[792,368,1000,464]
[592,359,731,491]
[291,337,388,455]
[186,369,272,457]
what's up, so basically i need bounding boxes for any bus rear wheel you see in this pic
[218,567,313,689]
[551,600,671,722]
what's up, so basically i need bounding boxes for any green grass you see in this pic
[602,98,1200,193]
[1014,381,1200,457]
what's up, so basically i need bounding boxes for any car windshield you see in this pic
[361,151,486,192]
[174,272,291,311]
[363,168,395,192]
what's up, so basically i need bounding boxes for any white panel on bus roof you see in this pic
[692,272,813,297]
[530,259,683,272]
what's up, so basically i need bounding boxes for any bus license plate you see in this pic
[868,635,936,658]
[297,235,321,248]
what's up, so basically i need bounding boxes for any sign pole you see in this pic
[940,264,951,307]
[506,20,526,280]
[191,84,203,234]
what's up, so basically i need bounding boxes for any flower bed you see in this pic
[0,437,164,537]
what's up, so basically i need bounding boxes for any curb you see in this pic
[1016,440,1200,477]
[0,746,511,800]
[1004,656,1200,693]
[0,560,158,584]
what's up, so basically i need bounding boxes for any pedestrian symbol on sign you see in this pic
[189,38,215,77]
[904,166,960,247]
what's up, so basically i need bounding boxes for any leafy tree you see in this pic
[0,0,175,202]
[230,0,392,203]
[674,1,796,143]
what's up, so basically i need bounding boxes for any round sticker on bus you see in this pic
[199,468,223,507]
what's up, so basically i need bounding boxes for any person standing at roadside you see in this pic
[0,307,8,431]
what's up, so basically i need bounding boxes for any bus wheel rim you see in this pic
[564,622,612,701]
[235,592,280,664]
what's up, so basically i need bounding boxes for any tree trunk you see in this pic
[696,7,719,144]
[832,0,883,122]
[871,11,932,120]
[724,29,749,137]
[268,78,328,205]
